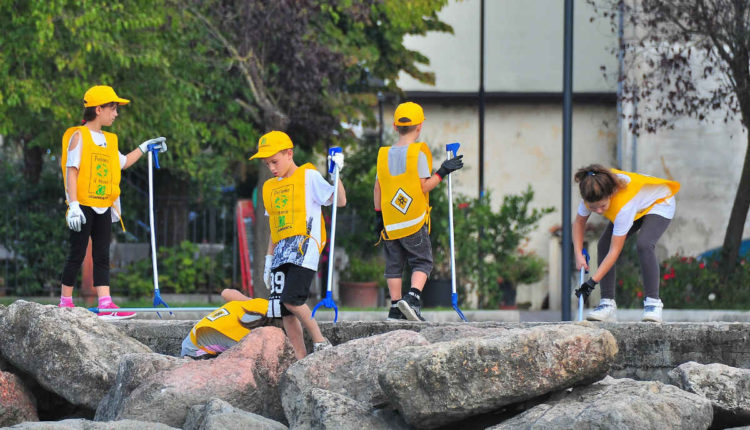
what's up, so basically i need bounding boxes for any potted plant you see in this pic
[339,255,384,308]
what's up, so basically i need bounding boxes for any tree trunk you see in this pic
[720,131,750,272]
[22,144,43,185]
[252,167,272,299]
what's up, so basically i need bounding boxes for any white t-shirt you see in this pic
[66,129,127,222]
[265,169,335,271]
[578,173,676,236]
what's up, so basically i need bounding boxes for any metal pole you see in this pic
[616,1,624,169]
[631,84,638,171]
[377,91,384,147]
[562,0,575,321]
[478,0,485,199]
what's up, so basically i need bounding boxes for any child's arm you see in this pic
[373,178,381,210]
[122,148,144,170]
[420,175,442,193]
[421,155,464,193]
[123,138,168,170]
[66,167,79,202]
[336,178,347,207]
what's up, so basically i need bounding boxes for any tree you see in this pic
[180,0,451,291]
[590,0,750,271]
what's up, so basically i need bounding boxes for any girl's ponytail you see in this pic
[574,164,623,202]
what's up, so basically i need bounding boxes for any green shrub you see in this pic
[341,255,385,284]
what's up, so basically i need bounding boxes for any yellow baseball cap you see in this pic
[83,85,130,107]
[249,131,294,160]
[393,102,425,126]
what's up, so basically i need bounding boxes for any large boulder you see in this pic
[306,388,405,430]
[669,361,750,428]
[5,419,178,429]
[105,326,295,427]
[0,370,38,426]
[95,353,186,420]
[281,329,429,429]
[490,376,713,430]
[183,398,288,430]
[378,324,618,429]
[0,301,152,409]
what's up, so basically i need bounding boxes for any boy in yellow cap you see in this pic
[250,131,346,358]
[59,85,167,319]
[374,101,463,321]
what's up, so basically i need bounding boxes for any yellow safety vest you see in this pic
[601,169,681,223]
[262,163,327,252]
[377,143,433,240]
[190,299,270,356]
[61,126,121,209]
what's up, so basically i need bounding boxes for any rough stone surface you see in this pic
[107,326,295,427]
[490,376,714,430]
[0,370,39,426]
[281,329,429,429]
[108,320,195,356]
[4,419,179,429]
[183,398,288,430]
[95,353,186,421]
[307,388,403,430]
[0,301,152,409]
[669,361,750,428]
[379,324,618,429]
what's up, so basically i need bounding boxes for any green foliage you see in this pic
[616,253,750,309]
[111,241,230,298]
[341,255,385,284]
[0,159,67,295]
[432,187,554,309]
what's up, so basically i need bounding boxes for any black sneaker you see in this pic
[386,306,406,321]
[398,293,426,322]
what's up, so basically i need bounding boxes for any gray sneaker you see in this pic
[386,305,407,321]
[398,292,426,322]
[313,338,332,353]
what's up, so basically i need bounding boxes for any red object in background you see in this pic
[236,200,255,297]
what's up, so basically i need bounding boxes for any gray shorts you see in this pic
[383,225,433,278]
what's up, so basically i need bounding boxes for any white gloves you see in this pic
[138,137,167,154]
[328,152,344,173]
[66,201,86,232]
[263,255,274,290]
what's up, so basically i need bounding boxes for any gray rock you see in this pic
[307,388,401,430]
[378,324,618,429]
[0,370,38,426]
[5,418,178,429]
[108,319,196,356]
[669,361,750,427]
[417,325,511,343]
[281,329,429,429]
[183,398,287,430]
[490,376,713,430]
[0,301,152,409]
[106,326,295,427]
[95,353,186,421]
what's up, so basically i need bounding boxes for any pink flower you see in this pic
[636,290,643,298]
[699,262,705,269]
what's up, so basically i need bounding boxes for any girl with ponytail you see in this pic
[573,164,680,323]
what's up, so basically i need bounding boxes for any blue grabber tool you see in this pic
[312,147,342,322]
[146,139,171,318]
[575,248,591,321]
[446,142,468,322]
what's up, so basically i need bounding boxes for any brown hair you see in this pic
[81,102,118,124]
[574,164,624,202]
[396,125,418,135]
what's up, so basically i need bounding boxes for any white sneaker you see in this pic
[586,299,617,322]
[642,297,664,323]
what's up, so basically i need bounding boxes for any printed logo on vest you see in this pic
[206,307,230,322]
[391,188,413,214]
[271,185,293,233]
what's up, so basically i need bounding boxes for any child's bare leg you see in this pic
[283,303,325,343]
[282,314,306,359]
[221,288,251,302]
[410,271,428,291]
[387,278,403,301]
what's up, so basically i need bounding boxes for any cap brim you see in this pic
[115,97,130,105]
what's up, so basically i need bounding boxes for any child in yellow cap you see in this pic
[374,101,464,321]
[59,85,167,319]
[250,131,346,358]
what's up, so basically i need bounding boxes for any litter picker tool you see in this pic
[574,248,591,321]
[312,147,342,322]
[88,306,217,313]
[446,142,468,322]
[146,138,171,318]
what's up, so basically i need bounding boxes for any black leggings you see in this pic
[597,214,671,300]
[60,206,112,287]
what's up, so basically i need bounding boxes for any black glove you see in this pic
[575,278,598,298]
[436,155,464,179]
[374,209,384,237]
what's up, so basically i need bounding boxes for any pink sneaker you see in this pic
[97,302,136,320]
[58,302,74,308]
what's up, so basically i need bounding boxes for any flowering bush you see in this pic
[618,250,750,309]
